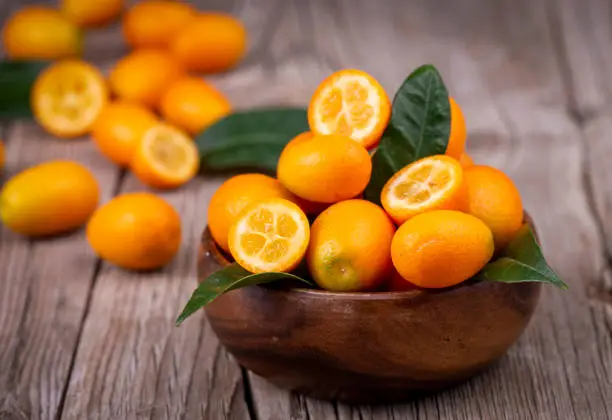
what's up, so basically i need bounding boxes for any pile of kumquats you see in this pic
[0,1,526,294]
[0,1,246,270]
[207,69,524,293]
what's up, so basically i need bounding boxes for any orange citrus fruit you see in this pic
[170,13,247,73]
[277,132,329,216]
[284,131,313,151]
[381,155,467,224]
[1,161,99,237]
[32,60,109,138]
[2,7,82,60]
[464,165,523,250]
[308,69,391,149]
[62,0,124,28]
[391,210,494,288]
[208,174,298,253]
[122,0,195,49]
[160,77,231,134]
[87,192,181,270]
[92,101,157,167]
[130,123,199,190]
[109,49,183,108]
[228,198,310,274]
[307,199,395,292]
[445,97,467,159]
[277,133,372,203]
[459,152,474,168]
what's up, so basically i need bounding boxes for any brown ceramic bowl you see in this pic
[200,218,541,404]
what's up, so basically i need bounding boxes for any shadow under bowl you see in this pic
[199,221,541,404]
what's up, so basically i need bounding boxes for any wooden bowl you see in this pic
[199,223,541,404]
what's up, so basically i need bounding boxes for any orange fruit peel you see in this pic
[207,174,300,253]
[229,198,310,274]
[381,155,466,224]
[32,60,108,138]
[445,97,467,159]
[86,192,181,270]
[3,7,82,60]
[308,69,390,149]
[131,123,199,189]
[277,133,372,203]
[464,165,523,250]
[459,152,474,168]
[391,210,494,288]
[92,101,157,167]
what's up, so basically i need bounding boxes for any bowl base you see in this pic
[242,361,496,405]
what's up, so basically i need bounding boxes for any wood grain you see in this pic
[59,175,251,420]
[0,124,120,419]
[201,228,542,404]
[0,0,611,418]
[238,0,612,418]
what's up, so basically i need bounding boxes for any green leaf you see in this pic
[364,65,451,204]
[176,263,313,325]
[479,224,568,289]
[195,107,309,174]
[0,61,48,119]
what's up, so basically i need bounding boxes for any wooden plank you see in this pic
[0,3,127,418]
[0,122,120,420]
[548,0,612,118]
[539,1,612,417]
[60,175,251,420]
[57,1,270,418]
[241,0,612,419]
[2,0,610,418]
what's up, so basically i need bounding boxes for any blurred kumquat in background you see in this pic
[170,12,247,73]
[91,100,158,167]
[0,1,539,292]
[0,0,248,271]
[0,161,99,237]
[109,49,184,109]
[61,0,124,28]
[2,7,82,60]
[160,76,232,134]
[32,59,109,138]
[122,0,195,49]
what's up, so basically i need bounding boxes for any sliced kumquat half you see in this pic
[229,198,310,274]
[381,155,467,224]
[308,69,390,149]
[130,122,199,189]
[32,60,109,138]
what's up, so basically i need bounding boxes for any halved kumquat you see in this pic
[381,155,467,224]
[207,173,300,253]
[229,198,310,274]
[32,60,108,138]
[130,123,199,190]
[308,69,390,149]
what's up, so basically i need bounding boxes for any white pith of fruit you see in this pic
[312,73,382,142]
[231,202,308,273]
[386,159,458,210]
[142,125,198,180]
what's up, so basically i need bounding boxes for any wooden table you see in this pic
[1,0,611,419]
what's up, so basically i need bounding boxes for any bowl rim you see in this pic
[200,210,536,301]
